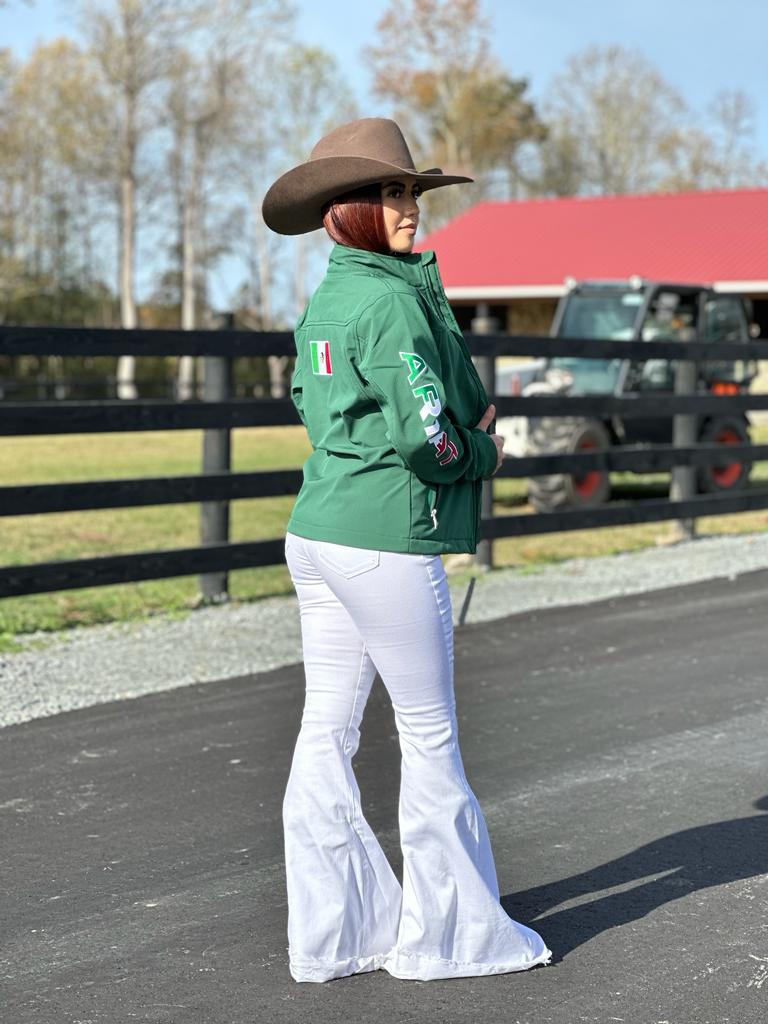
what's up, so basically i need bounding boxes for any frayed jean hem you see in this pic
[289,944,553,983]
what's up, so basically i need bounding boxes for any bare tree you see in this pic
[163,0,293,397]
[166,48,232,397]
[0,39,113,337]
[699,90,768,187]
[255,45,356,396]
[538,48,768,196]
[0,49,24,312]
[279,46,357,312]
[78,0,178,397]
[231,96,283,331]
[228,34,298,333]
[539,45,687,196]
[531,120,585,197]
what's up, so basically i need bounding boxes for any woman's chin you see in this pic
[390,238,416,254]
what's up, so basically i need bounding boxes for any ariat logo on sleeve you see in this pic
[398,350,427,385]
[310,340,333,375]
[399,351,458,467]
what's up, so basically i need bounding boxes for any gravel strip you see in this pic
[2,531,768,729]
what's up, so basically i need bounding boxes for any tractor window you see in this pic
[701,296,755,384]
[559,292,640,340]
[702,297,747,342]
[630,291,698,391]
[553,290,640,393]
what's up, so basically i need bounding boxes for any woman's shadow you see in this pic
[502,795,768,960]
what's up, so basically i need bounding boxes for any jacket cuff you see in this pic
[476,429,499,479]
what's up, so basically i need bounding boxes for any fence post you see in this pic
[470,304,498,570]
[199,313,234,602]
[670,342,698,541]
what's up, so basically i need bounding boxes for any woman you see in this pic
[262,117,551,983]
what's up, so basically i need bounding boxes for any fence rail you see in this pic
[0,327,296,358]
[2,326,766,362]
[5,392,768,438]
[3,324,768,601]
[0,398,298,435]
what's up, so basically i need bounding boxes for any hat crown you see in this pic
[310,117,417,172]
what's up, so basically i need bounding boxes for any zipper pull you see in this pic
[430,508,439,530]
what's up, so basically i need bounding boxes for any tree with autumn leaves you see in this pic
[365,0,546,224]
[367,0,766,214]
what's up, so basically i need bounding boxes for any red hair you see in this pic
[322,184,389,254]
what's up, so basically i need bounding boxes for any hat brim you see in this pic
[262,155,473,235]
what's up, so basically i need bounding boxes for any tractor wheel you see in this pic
[696,416,751,493]
[527,417,611,512]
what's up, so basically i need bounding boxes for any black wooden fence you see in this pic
[2,324,768,600]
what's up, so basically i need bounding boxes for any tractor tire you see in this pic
[527,417,611,512]
[696,416,751,494]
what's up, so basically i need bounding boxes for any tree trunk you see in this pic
[117,170,138,399]
[253,207,272,326]
[267,354,289,398]
[254,209,285,397]
[177,185,197,399]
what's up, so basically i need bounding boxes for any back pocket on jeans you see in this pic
[316,543,380,580]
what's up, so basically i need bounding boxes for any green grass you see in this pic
[2,423,768,638]
[0,427,311,635]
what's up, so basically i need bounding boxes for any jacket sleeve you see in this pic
[290,356,307,428]
[356,290,497,483]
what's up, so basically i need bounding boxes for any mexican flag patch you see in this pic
[310,339,333,376]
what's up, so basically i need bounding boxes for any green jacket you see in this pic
[287,244,497,554]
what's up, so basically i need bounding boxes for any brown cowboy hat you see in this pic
[261,117,473,235]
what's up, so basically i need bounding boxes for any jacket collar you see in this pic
[328,244,436,287]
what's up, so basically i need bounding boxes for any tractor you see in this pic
[501,279,759,512]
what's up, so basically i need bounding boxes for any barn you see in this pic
[419,188,768,340]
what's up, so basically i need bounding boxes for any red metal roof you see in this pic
[418,188,768,298]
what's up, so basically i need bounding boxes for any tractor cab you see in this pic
[549,279,757,398]
[511,279,759,511]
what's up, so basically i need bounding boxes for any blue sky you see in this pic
[302,0,768,149]
[3,0,768,153]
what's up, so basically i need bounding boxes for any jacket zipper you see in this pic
[425,264,488,408]
[430,486,440,530]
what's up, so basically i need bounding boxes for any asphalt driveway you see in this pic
[2,569,767,1023]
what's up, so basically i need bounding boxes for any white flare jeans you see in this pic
[283,532,551,982]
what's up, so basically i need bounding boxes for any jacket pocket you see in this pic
[316,542,380,580]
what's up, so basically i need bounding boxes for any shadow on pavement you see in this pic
[501,795,768,961]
